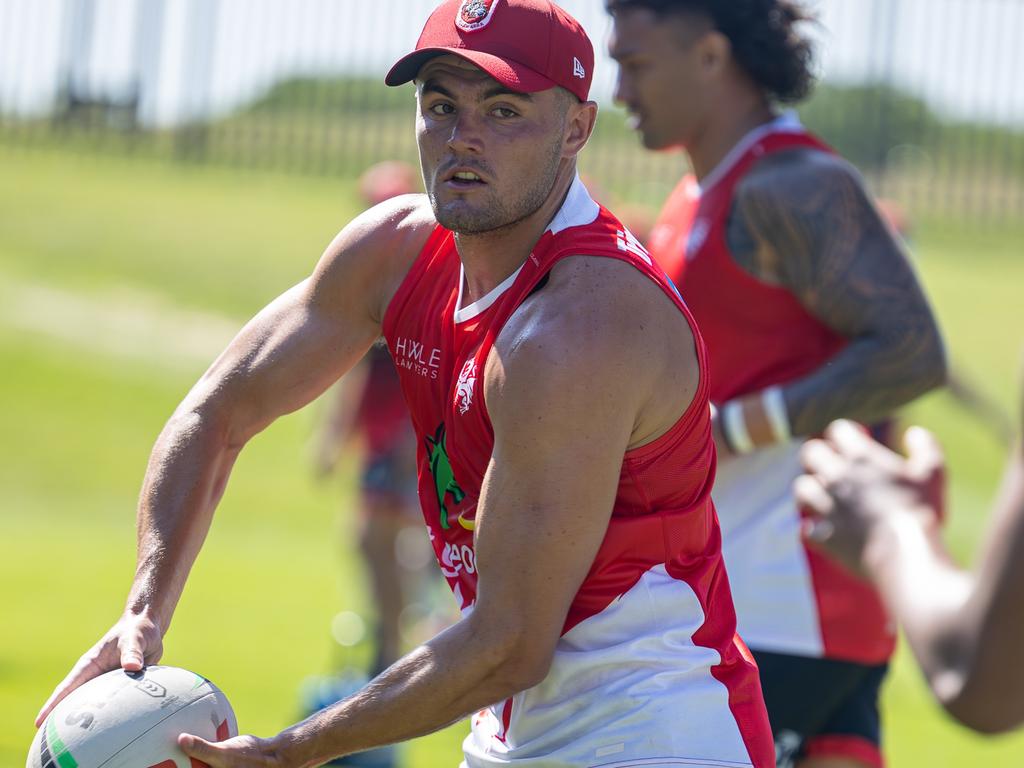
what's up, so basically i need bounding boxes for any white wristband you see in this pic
[761,386,792,443]
[721,401,755,455]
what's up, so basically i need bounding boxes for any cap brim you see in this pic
[385,47,557,94]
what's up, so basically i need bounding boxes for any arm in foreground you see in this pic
[796,419,1024,733]
[179,257,691,767]
[725,151,947,442]
[35,197,432,726]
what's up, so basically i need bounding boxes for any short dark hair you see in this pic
[607,0,817,104]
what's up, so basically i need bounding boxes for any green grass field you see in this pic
[1,145,1023,767]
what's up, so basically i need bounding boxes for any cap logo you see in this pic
[456,0,499,32]
[573,56,586,80]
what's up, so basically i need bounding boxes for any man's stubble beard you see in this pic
[429,137,564,235]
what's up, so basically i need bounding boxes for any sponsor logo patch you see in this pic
[456,0,499,32]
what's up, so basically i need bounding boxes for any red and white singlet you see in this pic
[648,114,896,665]
[383,177,774,767]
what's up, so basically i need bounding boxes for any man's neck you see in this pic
[688,100,777,182]
[456,162,577,306]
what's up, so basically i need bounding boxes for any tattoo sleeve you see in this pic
[725,150,948,436]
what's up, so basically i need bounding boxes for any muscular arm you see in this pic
[939,438,1024,732]
[133,198,433,626]
[726,149,947,437]
[799,418,1024,734]
[36,196,433,724]
[194,257,699,767]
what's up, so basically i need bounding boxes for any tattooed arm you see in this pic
[724,148,947,438]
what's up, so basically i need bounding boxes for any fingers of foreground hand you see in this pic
[178,735,220,765]
[795,474,838,549]
[118,623,156,672]
[823,419,880,459]
[35,651,109,727]
[794,473,835,518]
[903,426,945,481]
[799,437,845,484]
[178,734,272,768]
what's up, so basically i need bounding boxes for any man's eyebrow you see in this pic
[480,85,533,102]
[417,78,533,103]
[418,79,456,99]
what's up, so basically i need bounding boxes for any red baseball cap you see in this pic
[385,0,595,102]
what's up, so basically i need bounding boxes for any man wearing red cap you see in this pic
[33,2,773,766]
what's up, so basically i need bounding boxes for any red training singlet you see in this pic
[648,114,896,664]
[383,178,773,768]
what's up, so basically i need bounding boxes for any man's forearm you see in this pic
[275,615,541,767]
[127,407,242,629]
[865,513,972,701]
[720,336,946,454]
[783,333,947,437]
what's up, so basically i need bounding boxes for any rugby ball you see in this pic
[27,665,237,768]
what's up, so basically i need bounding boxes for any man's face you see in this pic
[415,56,572,234]
[608,8,712,150]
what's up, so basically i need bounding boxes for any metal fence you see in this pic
[2,0,1023,220]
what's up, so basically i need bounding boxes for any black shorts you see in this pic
[752,649,888,768]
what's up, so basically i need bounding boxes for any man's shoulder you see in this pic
[486,254,700,447]
[738,146,864,210]
[514,256,679,342]
[491,256,695,392]
[311,193,438,323]
[346,193,438,254]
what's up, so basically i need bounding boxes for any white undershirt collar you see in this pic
[453,174,599,324]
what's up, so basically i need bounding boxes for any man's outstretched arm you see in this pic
[797,417,1024,734]
[179,256,698,767]
[35,197,433,726]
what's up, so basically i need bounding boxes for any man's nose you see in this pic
[447,111,484,154]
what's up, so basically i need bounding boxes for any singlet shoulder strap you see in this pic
[383,224,453,339]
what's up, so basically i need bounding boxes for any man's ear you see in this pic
[564,100,599,158]
[695,29,731,79]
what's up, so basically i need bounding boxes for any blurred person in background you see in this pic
[796,373,1024,734]
[34,1,775,766]
[607,1,947,767]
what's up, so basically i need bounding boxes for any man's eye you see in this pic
[492,107,518,118]
[429,103,454,116]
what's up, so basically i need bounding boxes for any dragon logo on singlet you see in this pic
[426,423,466,530]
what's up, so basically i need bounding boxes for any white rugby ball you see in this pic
[27,665,237,768]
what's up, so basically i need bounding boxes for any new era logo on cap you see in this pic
[573,56,586,79]
[456,0,499,32]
